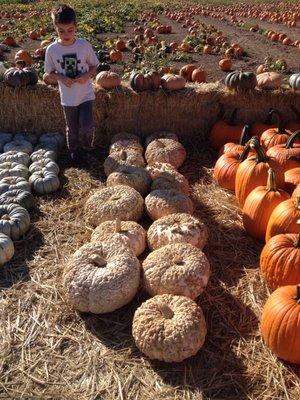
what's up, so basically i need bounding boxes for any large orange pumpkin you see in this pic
[260,231,300,290]
[218,124,252,156]
[210,108,244,151]
[284,167,300,193]
[266,130,300,173]
[261,285,300,364]
[235,137,285,207]
[260,111,293,150]
[242,169,290,241]
[213,150,244,191]
[266,196,300,241]
[250,108,279,138]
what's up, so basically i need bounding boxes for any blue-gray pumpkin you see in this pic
[225,71,257,91]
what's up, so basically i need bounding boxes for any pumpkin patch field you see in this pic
[0,0,300,399]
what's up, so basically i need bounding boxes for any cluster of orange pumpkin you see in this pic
[211,106,300,365]
[264,29,300,49]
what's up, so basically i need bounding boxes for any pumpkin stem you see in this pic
[264,108,277,125]
[249,137,269,163]
[294,220,300,248]
[239,125,251,145]
[266,168,277,192]
[115,218,121,233]
[291,105,300,122]
[295,285,300,304]
[229,108,238,126]
[285,130,300,149]
[295,196,300,210]
[239,142,252,162]
[158,303,174,319]
[89,254,107,267]
[294,233,300,248]
[120,150,127,160]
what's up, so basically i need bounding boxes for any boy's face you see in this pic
[55,22,76,45]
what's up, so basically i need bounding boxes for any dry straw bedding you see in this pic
[0,138,300,400]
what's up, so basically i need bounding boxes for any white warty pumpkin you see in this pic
[142,243,211,299]
[64,239,141,314]
[132,294,207,362]
[85,185,144,227]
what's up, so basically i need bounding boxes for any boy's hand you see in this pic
[58,75,75,88]
[74,72,90,84]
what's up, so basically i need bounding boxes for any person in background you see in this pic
[44,3,99,165]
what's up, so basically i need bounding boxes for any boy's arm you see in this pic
[74,41,99,84]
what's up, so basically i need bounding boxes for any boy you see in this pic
[44,4,99,164]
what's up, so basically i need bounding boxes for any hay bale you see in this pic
[0,82,299,145]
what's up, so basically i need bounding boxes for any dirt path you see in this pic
[163,14,300,75]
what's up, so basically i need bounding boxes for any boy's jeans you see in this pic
[62,100,95,154]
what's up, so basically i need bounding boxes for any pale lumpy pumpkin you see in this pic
[132,294,207,362]
[64,240,141,314]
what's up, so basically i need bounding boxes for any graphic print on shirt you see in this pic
[56,53,82,78]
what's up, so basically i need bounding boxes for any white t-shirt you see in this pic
[44,38,99,107]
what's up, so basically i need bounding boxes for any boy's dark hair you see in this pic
[51,4,76,25]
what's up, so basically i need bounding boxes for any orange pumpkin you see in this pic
[3,36,16,46]
[179,64,197,81]
[116,39,126,51]
[250,108,279,138]
[284,167,300,193]
[242,168,290,241]
[260,231,300,290]
[109,49,122,62]
[191,67,207,83]
[213,150,243,191]
[203,44,212,54]
[219,58,232,72]
[261,284,300,364]
[28,30,38,40]
[14,50,33,65]
[235,137,285,207]
[266,131,300,173]
[266,196,300,241]
[210,108,244,151]
[218,124,252,156]
[260,111,293,150]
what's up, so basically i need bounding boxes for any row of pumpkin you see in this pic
[64,131,212,362]
[94,69,300,92]
[0,131,63,266]
[1,58,300,92]
[211,110,300,365]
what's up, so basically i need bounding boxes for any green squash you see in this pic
[225,71,257,91]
